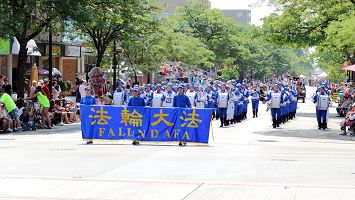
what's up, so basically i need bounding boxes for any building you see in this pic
[160,0,211,13]
[1,33,83,88]
[221,9,252,26]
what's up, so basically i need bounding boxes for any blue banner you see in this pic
[80,105,212,143]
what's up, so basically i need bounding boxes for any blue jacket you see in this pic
[80,95,96,105]
[128,96,146,106]
[173,94,192,108]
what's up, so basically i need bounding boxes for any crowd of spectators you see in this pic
[0,74,80,133]
[330,81,355,135]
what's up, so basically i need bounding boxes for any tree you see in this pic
[123,16,166,83]
[123,13,215,84]
[262,0,354,47]
[177,0,242,63]
[0,0,84,97]
[323,10,355,64]
[71,0,160,68]
[262,0,355,79]
[219,65,239,80]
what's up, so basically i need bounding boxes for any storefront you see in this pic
[0,38,11,78]
[62,45,81,82]
[80,46,96,81]
[37,43,62,70]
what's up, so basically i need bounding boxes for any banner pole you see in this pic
[210,114,214,142]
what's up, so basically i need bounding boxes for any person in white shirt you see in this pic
[196,86,207,108]
[151,84,164,108]
[113,82,126,106]
[79,80,87,99]
[186,84,197,107]
[162,83,175,108]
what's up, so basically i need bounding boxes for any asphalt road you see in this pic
[1,87,355,200]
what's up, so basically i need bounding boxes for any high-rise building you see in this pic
[221,9,252,26]
[160,0,211,13]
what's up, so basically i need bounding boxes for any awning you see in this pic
[341,64,355,71]
[11,37,41,56]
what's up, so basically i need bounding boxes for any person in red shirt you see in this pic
[41,79,51,100]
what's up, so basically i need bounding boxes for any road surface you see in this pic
[1,87,355,200]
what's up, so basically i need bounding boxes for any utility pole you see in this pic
[112,40,118,92]
[48,22,53,100]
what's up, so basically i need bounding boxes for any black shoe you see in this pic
[224,120,229,126]
[273,120,277,128]
[132,141,139,145]
[2,129,11,134]
[86,141,93,144]
[179,142,182,146]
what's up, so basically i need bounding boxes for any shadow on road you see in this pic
[296,112,339,118]
[254,127,355,142]
[0,124,81,136]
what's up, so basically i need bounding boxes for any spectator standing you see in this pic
[26,86,51,129]
[79,80,87,99]
[41,79,51,100]
[52,81,61,99]
[30,80,37,97]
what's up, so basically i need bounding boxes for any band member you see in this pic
[206,85,216,118]
[128,86,146,145]
[151,84,164,108]
[196,86,207,108]
[267,84,283,128]
[162,83,175,108]
[112,82,126,106]
[186,84,197,107]
[226,87,235,124]
[234,85,244,123]
[217,83,229,127]
[289,85,298,119]
[173,84,192,108]
[173,84,192,146]
[145,84,153,106]
[242,84,250,120]
[250,85,260,118]
[313,85,331,130]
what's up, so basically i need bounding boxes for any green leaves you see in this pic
[219,65,239,80]
[262,0,355,81]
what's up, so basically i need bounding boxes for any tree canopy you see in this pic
[262,0,355,81]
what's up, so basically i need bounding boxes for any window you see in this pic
[236,12,243,17]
